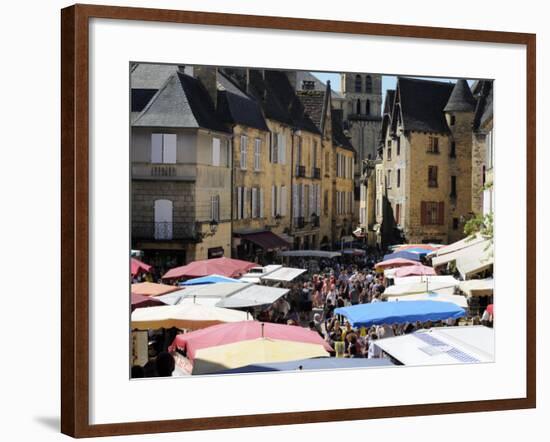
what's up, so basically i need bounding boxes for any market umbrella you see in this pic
[131,282,180,297]
[374,258,418,270]
[131,258,152,277]
[131,303,252,331]
[169,321,332,360]
[486,304,494,315]
[191,338,330,375]
[394,264,436,278]
[163,257,256,280]
[383,251,424,262]
[131,293,166,311]
[385,291,469,308]
[181,274,243,286]
[393,244,442,252]
[208,357,394,374]
[334,300,465,328]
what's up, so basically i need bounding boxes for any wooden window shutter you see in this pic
[438,201,445,225]
[271,185,276,217]
[421,201,427,225]
[259,188,264,218]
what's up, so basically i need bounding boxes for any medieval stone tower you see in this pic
[443,79,476,244]
[340,72,382,226]
[340,73,383,171]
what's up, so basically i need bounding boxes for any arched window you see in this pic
[365,75,373,93]
[354,74,362,92]
[154,199,173,240]
[366,100,371,115]
[356,99,361,115]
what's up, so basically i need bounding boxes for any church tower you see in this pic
[340,73,383,216]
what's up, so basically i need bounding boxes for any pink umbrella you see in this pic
[162,257,256,280]
[394,244,442,252]
[131,258,152,277]
[374,258,419,270]
[168,321,332,360]
[394,264,437,278]
[131,293,166,311]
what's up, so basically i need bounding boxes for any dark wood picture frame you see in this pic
[61,3,536,438]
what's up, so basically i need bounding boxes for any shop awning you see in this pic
[216,285,289,308]
[374,326,494,366]
[458,278,494,297]
[157,282,289,309]
[239,231,290,251]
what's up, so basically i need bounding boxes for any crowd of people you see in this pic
[132,248,494,376]
[257,257,461,360]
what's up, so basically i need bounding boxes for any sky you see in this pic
[312,72,474,101]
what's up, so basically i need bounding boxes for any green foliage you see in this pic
[464,212,493,240]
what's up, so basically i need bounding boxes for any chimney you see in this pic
[194,66,218,109]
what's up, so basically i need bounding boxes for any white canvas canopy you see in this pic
[156,282,289,309]
[431,234,492,276]
[383,278,458,297]
[130,303,252,330]
[428,233,485,259]
[240,265,306,283]
[374,326,494,366]
[216,285,289,308]
[392,275,459,286]
[386,292,469,308]
[458,278,494,297]
[456,240,493,279]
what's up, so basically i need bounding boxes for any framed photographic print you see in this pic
[61,3,536,438]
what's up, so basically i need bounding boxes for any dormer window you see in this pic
[302,80,315,90]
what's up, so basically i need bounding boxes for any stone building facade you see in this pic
[131,67,233,272]
[374,77,489,246]
[471,80,494,216]
[131,64,358,271]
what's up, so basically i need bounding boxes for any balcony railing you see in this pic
[295,165,306,177]
[132,162,197,180]
[132,221,197,241]
[312,167,321,179]
[294,216,305,229]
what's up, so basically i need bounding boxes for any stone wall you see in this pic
[132,180,196,225]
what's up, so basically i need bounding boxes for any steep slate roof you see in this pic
[216,72,269,131]
[247,70,321,134]
[295,71,344,99]
[133,72,229,133]
[131,89,158,113]
[473,80,493,130]
[248,69,293,126]
[379,89,395,147]
[383,89,396,116]
[332,109,355,153]
[131,63,180,89]
[296,90,327,132]
[444,79,477,112]
[397,77,454,134]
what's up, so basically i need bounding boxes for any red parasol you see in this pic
[162,257,256,280]
[394,264,437,278]
[168,321,332,360]
[374,258,419,270]
[131,258,152,277]
[131,293,166,311]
